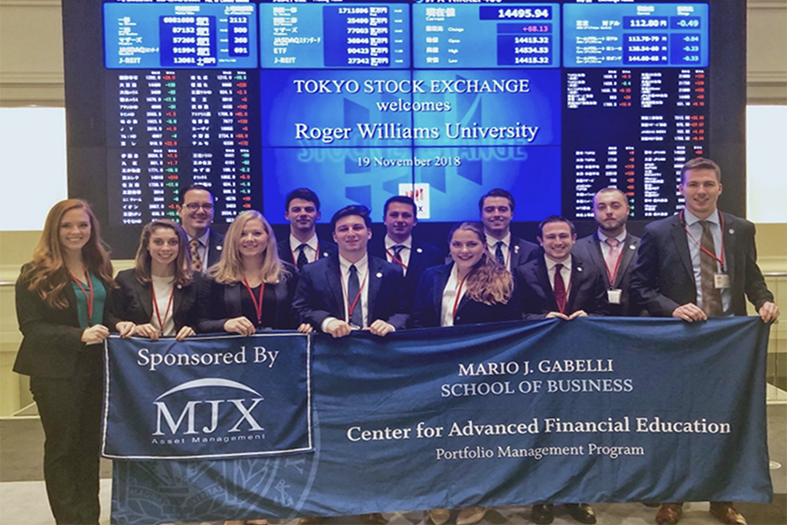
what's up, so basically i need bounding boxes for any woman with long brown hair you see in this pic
[113,219,200,340]
[14,199,134,525]
[411,221,519,525]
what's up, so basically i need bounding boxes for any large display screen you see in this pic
[63,0,746,258]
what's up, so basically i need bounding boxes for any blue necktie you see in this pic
[348,264,363,327]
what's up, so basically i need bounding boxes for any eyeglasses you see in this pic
[185,203,214,212]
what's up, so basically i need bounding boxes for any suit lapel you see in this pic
[224,283,243,318]
[669,217,694,281]
[172,284,184,320]
[617,234,638,287]
[567,261,584,313]
[535,258,559,311]
[367,258,383,321]
[433,264,452,316]
[325,256,346,320]
[721,212,736,279]
[136,280,153,319]
[587,235,609,287]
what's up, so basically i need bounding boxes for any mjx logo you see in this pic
[153,378,264,436]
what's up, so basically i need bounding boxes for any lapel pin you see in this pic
[577,266,583,272]
[217,245,222,250]
[376,272,383,278]
[322,252,329,257]
[629,244,636,250]
[728,229,734,234]
[514,245,520,253]
[416,247,423,253]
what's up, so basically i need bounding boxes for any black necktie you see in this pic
[495,241,506,266]
[348,264,363,327]
[392,244,405,263]
[699,221,723,316]
[296,244,309,270]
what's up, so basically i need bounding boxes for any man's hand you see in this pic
[546,311,570,320]
[367,319,395,336]
[758,301,780,323]
[568,310,588,320]
[671,303,707,322]
[325,319,352,338]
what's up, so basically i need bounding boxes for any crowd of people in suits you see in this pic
[13,158,779,525]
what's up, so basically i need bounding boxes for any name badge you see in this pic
[715,273,730,289]
[607,289,622,304]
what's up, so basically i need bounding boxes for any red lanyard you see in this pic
[604,245,624,285]
[451,273,470,318]
[292,242,320,265]
[151,283,175,334]
[342,269,368,322]
[385,247,408,270]
[68,270,94,324]
[243,277,265,325]
[680,211,726,268]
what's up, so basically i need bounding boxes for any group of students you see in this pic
[13,157,779,525]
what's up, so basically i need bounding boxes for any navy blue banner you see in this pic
[110,318,772,524]
[102,332,311,459]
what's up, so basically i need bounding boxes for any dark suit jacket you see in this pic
[515,255,608,319]
[629,212,773,317]
[197,262,300,332]
[411,264,520,328]
[205,229,224,269]
[276,236,337,267]
[510,235,540,268]
[14,266,120,378]
[112,269,201,332]
[572,232,641,316]
[292,254,409,331]
[369,238,444,304]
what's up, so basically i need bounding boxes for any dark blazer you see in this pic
[277,236,337,267]
[515,255,608,319]
[369,238,444,304]
[204,229,224,270]
[572,232,641,316]
[510,235,540,269]
[629,212,773,317]
[112,269,201,332]
[197,262,300,333]
[292,254,409,331]
[14,266,120,378]
[411,263,520,328]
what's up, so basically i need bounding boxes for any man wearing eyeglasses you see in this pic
[177,184,224,272]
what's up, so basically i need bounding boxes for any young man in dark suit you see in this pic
[515,215,603,525]
[293,204,408,338]
[629,157,779,525]
[291,205,407,525]
[177,184,224,271]
[369,195,444,305]
[479,188,539,272]
[516,216,607,322]
[277,187,337,270]
[572,188,641,316]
